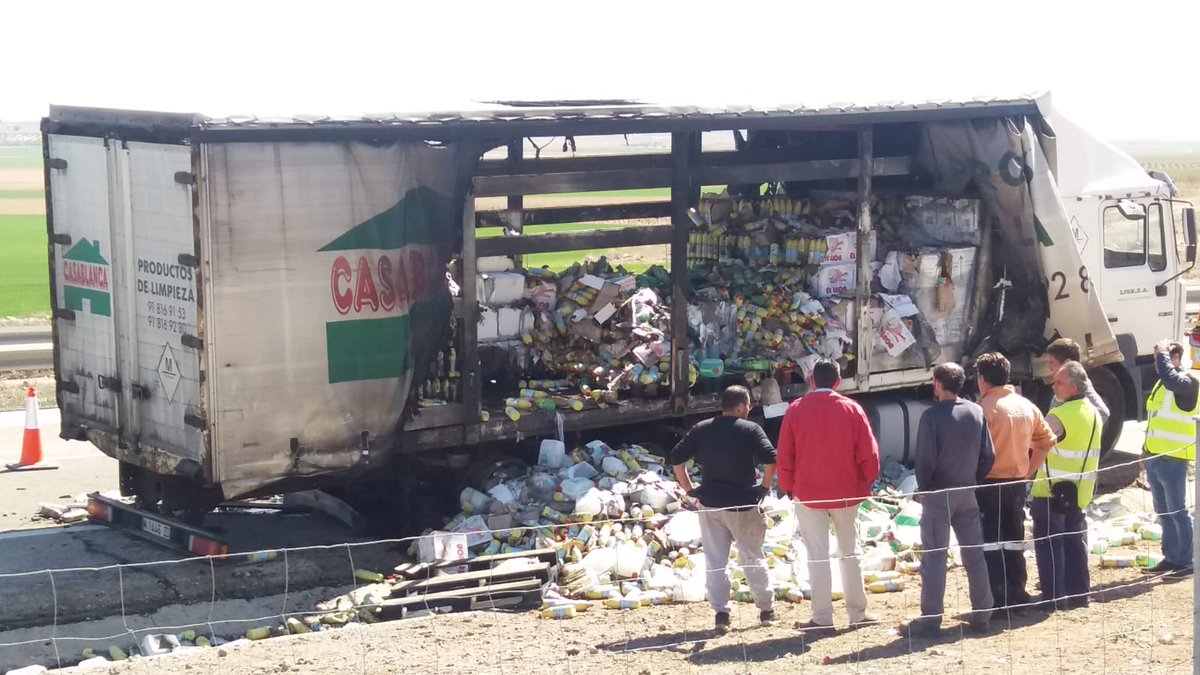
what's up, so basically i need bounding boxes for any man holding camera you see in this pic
[1030,361,1102,610]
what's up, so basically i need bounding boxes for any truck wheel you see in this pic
[1088,366,1126,457]
[462,453,530,493]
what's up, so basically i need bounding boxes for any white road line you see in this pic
[0,525,104,541]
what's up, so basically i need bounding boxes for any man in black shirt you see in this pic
[671,385,777,633]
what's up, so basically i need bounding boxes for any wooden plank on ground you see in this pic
[390,562,552,597]
[376,578,544,620]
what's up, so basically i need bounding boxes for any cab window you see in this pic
[1103,206,1146,268]
[1147,203,1167,272]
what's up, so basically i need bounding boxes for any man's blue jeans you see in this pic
[1146,454,1193,568]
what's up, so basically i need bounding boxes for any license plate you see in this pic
[141,518,172,540]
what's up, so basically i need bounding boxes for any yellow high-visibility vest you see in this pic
[1145,373,1199,461]
[1032,399,1101,509]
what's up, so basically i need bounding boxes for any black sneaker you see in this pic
[759,609,776,627]
[715,611,731,633]
[1166,565,1194,579]
[902,620,942,639]
[1142,560,1179,575]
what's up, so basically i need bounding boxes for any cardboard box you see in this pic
[496,307,522,339]
[478,307,500,341]
[418,531,471,563]
[812,263,857,298]
[478,272,526,305]
[902,197,981,247]
[821,230,877,266]
[478,256,515,273]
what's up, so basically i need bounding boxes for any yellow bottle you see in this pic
[603,597,641,610]
[540,605,577,620]
[863,570,902,584]
[867,579,905,593]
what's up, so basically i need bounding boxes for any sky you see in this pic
[3,0,1199,142]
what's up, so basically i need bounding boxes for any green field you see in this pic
[526,185,729,201]
[0,215,49,317]
[0,145,43,169]
[478,220,667,273]
[0,189,44,199]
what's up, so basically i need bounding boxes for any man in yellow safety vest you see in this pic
[1029,362,1101,611]
[1142,340,1197,577]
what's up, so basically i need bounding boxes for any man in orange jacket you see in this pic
[974,352,1055,610]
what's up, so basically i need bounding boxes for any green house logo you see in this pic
[62,238,112,317]
[321,187,452,384]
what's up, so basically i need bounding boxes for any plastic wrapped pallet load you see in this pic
[899,247,976,363]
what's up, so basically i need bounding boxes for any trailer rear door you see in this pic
[50,136,205,464]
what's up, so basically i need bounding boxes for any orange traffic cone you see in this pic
[5,388,57,472]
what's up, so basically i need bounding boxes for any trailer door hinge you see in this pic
[181,334,203,350]
[174,171,195,186]
[97,375,122,393]
[177,253,199,268]
[130,384,152,401]
[59,380,80,395]
[52,233,72,246]
[48,158,68,171]
[184,413,206,429]
[55,308,76,321]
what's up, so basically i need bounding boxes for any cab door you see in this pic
[1097,199,1176,353]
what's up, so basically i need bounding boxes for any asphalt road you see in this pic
[0,409,402,633]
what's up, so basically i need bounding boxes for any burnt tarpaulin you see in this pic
[203,140,467,497]
[916,118,1120,365]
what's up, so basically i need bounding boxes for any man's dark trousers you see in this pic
[977,479,1031,607]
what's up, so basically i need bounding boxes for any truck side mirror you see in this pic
[1185,208,1197,263]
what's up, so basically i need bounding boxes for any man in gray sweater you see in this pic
[908,363,995,638]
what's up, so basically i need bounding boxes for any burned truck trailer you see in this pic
[42,96,1193,515]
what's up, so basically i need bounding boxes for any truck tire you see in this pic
[1088,366,1126,458]
[462,453,530,493]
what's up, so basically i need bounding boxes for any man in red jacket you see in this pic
[777,358,881,630]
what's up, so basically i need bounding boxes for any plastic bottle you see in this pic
[867,579,905,593]
[540,605,576,620]
[1141,524,1164,541]
[603,597,642,610]
[614,542,648,578]
[573,489,603,518]
[460,486,492,513]
[354,569,384,583]
[1101,553,1137,568]
[601,455,627,477]
[863,570,902,584]
[1136,552,1164,568]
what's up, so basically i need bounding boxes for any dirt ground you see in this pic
[67,563,1191,675]
[0,167,41,192]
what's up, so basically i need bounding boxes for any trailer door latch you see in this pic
[97,375,122,393]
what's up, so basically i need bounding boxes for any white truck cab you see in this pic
[1050,108,1196,426]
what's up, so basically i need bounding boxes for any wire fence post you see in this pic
[1193,416,1199,675]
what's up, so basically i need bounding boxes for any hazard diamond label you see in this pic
[156,343,182,403]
